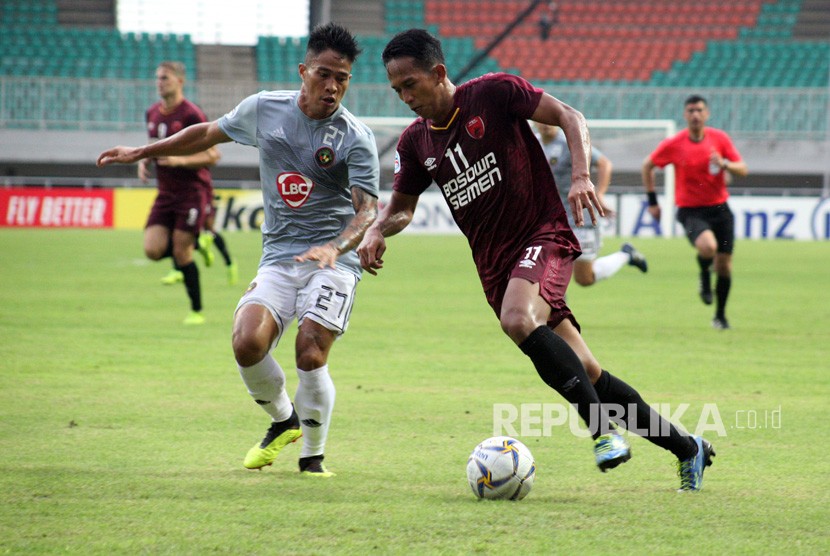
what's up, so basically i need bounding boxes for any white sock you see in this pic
[592,251,630,282]
[238,355,293,422]
[295,365,335,458]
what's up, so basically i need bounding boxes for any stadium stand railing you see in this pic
[1,77,825,142]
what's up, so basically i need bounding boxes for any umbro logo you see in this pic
[424,157,437,171]
[561,377,580,392]
[519,260,536,269]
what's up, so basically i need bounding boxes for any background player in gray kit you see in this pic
[535,123,647,287]
[98,23,379,477]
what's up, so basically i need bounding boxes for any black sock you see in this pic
[163,239,174,259]
[697,255,713,292]
[594,370,696,460]
[212,232,232,266]
[715,275,731,319]
[518,326,611,439]
[179,261,202,312]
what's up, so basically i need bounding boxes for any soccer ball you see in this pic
[466,436,535,500]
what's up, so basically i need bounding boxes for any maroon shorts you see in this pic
[145,189,206,235]
[484,238,580,331]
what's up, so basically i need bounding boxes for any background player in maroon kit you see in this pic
[140,61,219,324]
[357,29,714,491]
[642,95,748,330]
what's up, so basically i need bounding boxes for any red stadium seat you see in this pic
[424,0,769,84]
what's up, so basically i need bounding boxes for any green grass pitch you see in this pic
[0,229,827,554]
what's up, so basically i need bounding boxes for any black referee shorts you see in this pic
[676,203,735,254]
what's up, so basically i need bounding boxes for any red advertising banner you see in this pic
[0,187,114,228]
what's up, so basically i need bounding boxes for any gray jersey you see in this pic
[538,131,603,226]
[218,90,379,276]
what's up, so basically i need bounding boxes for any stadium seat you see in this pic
[411,0,826,89]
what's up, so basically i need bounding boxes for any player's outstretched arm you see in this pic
[294,187,379,269]
[357,191,419,276]
[157,145,221,170]
[531,93,603,226]
[96,121,230,167]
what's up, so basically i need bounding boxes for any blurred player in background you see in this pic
[536,123,647,286]
[642,95,747,330]
[141,62,238,290]
[196,190,239,286]
[358,29,714,492]
[99,24,379,477]
[138,60,219,325]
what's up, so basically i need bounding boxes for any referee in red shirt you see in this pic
[642,95,748,329]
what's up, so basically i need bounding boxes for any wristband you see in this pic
[647,191,658,206]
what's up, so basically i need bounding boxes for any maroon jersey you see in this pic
[145,98,212,195]
[394,73,580,290]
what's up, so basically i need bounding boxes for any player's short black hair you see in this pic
[382,28,445,72]
[685,94,708,107]
[306,22,362,64]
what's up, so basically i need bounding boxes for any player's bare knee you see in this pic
[295,324,335,370]
[295,337,328,370]
[171,248,192,266]
[232,333,269,367]
[695,235,717,258]
[500,311,537,345]
[296,350,327,372]
[574,274,595,287]
[698,246,716,259]
[232,305,279,367]
[144,246,164,260]
[573,262,595,286]
[231,323,271,367]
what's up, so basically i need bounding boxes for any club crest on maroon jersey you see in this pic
[315,146,335,168]
[465,116,485,139]
[276,172,314,209]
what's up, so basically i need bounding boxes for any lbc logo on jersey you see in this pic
[277,172,314,209]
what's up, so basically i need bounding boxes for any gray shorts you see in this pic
[573,225,602,261]
[236,261,359,349]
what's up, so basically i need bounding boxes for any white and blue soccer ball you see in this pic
[466,436,535,500]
